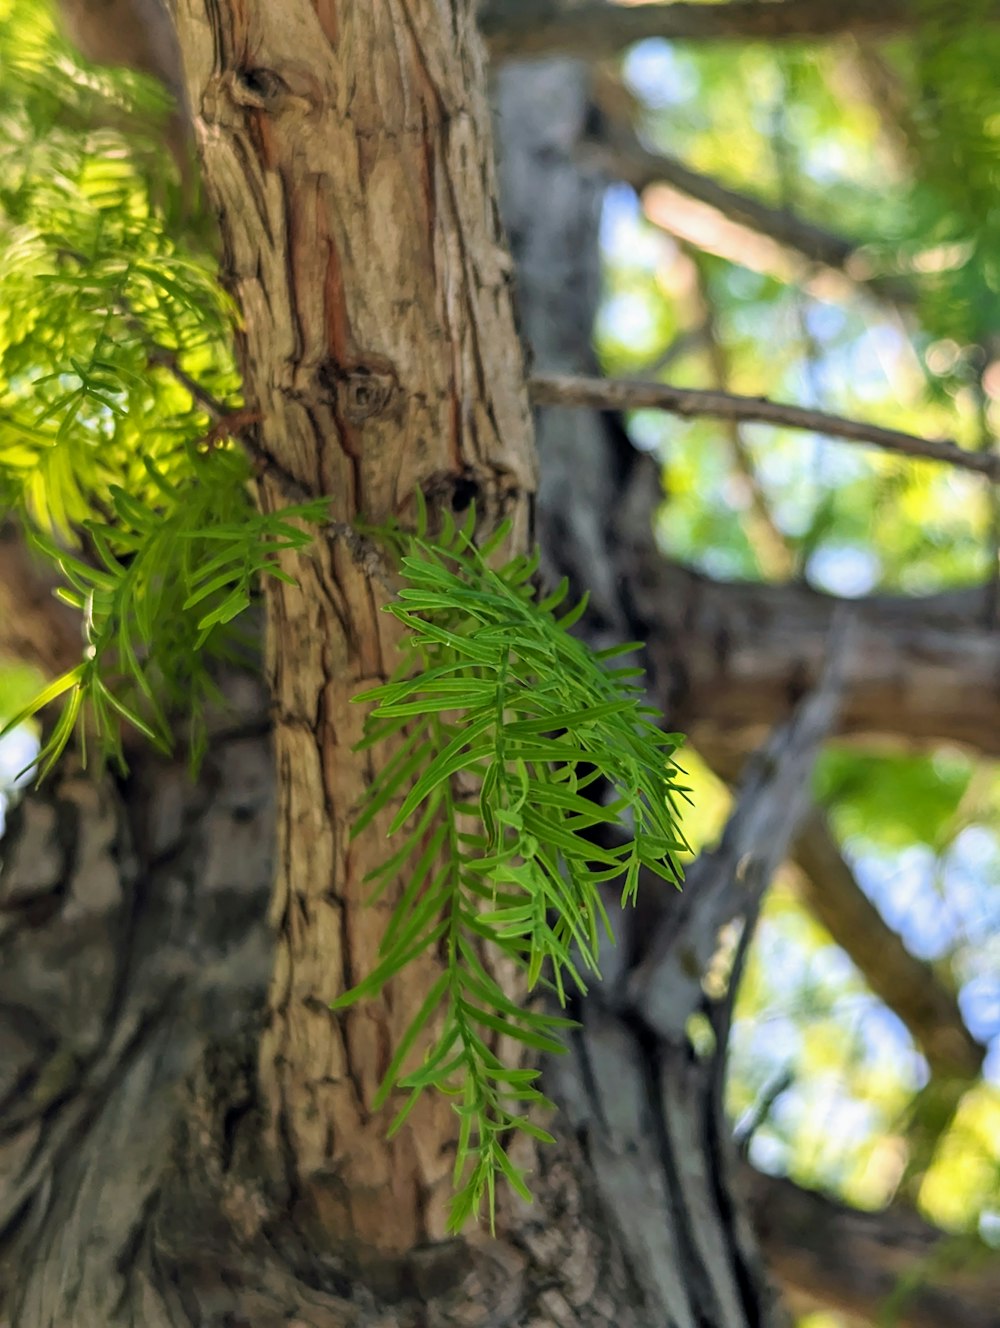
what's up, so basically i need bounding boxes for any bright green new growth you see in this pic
[335,498,689,1230]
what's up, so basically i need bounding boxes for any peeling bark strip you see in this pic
[169,0,535,1255]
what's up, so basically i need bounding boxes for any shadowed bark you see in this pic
[0,524,80,678]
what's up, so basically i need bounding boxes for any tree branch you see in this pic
[748,1169,1000,1328]
[793,809,981,1180]
[481,0,940,62]
[679,756,985,1153]
[685,246,796,579]
[529,374,1000,481]
[615,498,1000,759]
[793,808,985,1084]
[629,636,848,1036]
[600,137,912,306]
[146,344,225,420]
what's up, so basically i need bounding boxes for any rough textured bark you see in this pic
[0,673,276,1325]
[3,684,998,1327]
[168,0,537,1259]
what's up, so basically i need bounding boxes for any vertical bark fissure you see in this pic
[643,1029,722,1327]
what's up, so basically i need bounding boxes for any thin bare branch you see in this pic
[146,345,225,420]
[529,373,1000,481]
[481,0,924,62]
[625,148,853,268]
[685,246,796,578]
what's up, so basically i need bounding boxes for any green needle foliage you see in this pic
[335,500,689,1230]
[4,462,330,776]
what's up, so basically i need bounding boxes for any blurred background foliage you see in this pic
[1,1,999,1321]
[593,5,1000,1298]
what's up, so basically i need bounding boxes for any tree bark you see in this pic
[167,0,537,1261]
[3,696,997,1326]
[0,673,277,1325]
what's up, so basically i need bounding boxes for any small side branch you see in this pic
[146,345,226,421]
[529,374,1000,482]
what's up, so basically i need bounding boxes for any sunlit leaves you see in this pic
[336,507,688,1229]
[817,749,974,853]
[0,0,238,541]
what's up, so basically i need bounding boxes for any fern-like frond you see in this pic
[336,510,689,1230]
[2,450,329,775]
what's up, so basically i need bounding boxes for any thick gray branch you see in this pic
[628,647,846,1036]
[481,0,926,63]
[627,541,1000,759]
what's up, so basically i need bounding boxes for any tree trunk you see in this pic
[167,0,537,1261]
